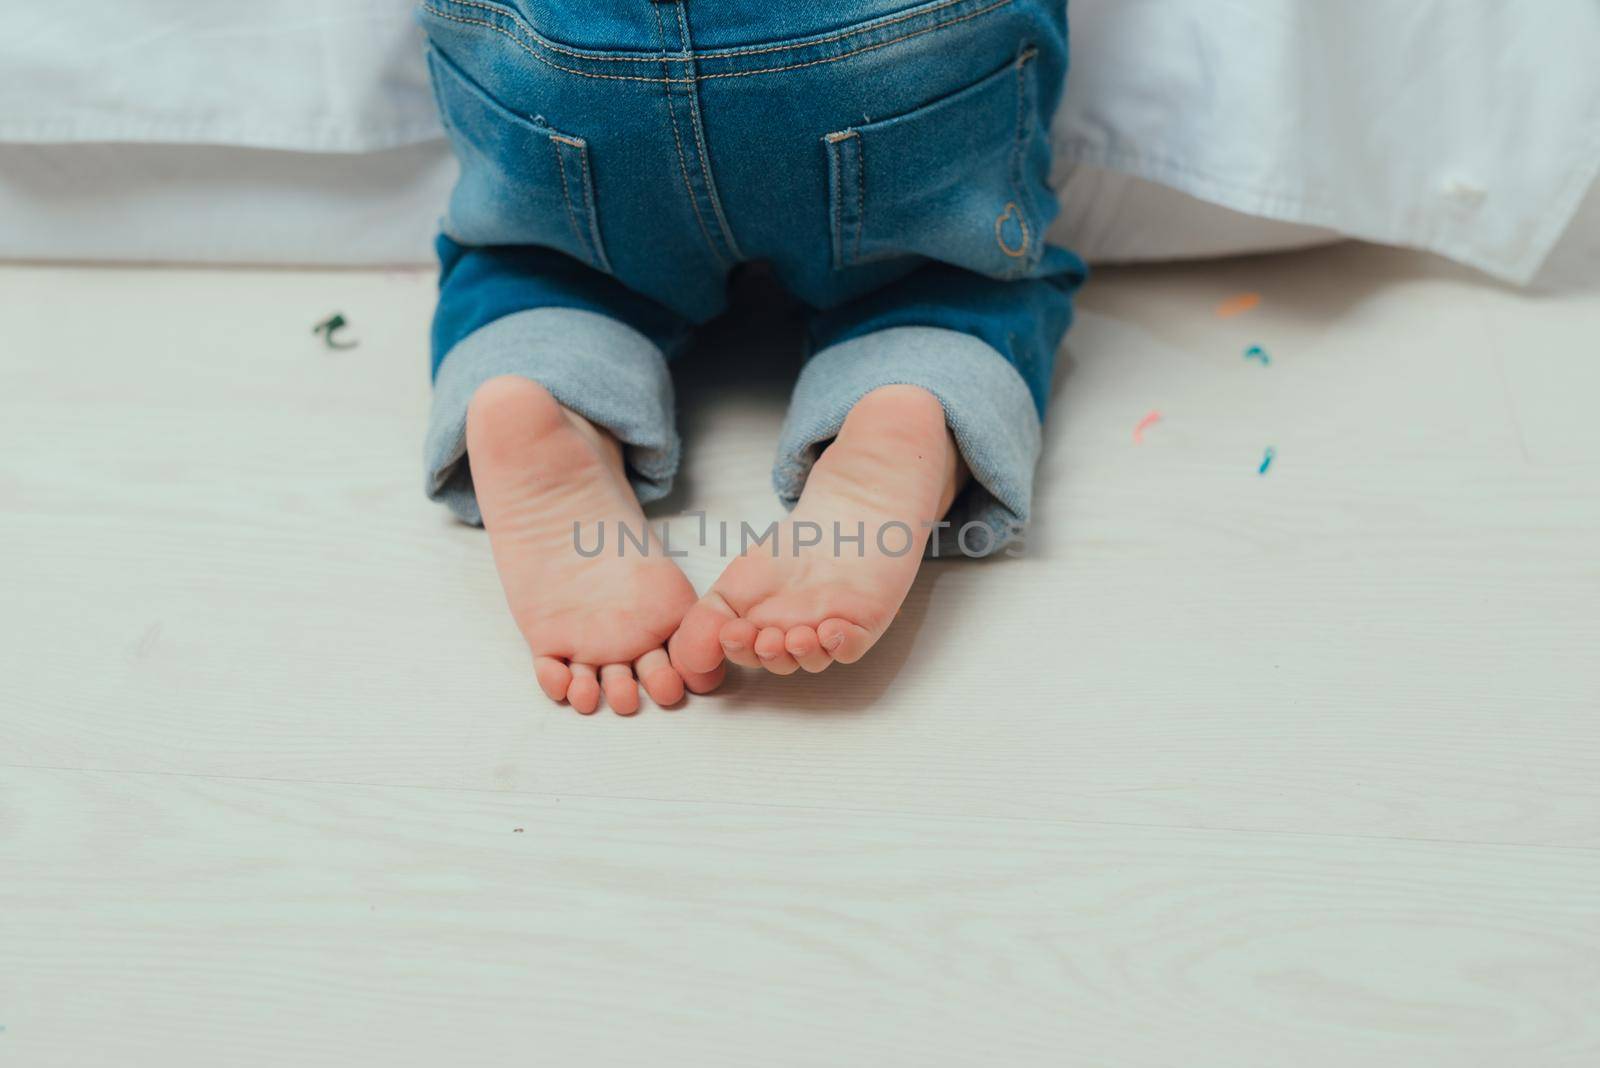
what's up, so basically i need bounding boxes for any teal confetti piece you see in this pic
[312,313,358,350]
[1258,447,1277,475]
[1245,345,1271,365]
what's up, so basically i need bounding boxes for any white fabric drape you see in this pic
[2,0,1597,281]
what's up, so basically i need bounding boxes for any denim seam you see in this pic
[549,136,590,265]
[423,7,670,83]
[437,0,672,64]
[1007,47,1038,277]
[690,2,1022,82]
[1007,50,1027,274]
[418,1,1014,84]
[571,138,612,273]
[700,0,990,59]
[823,132,854,270]
[672,1,745,263]
[827,50,1031,273]
[823,131,867,268]
[652,1,728,268]
[829,141,841,269]
[853,137,867,264]
[437,0,988,64]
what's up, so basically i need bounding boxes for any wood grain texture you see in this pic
[3,767,1598,1067]
[2,249,1595,845]
[1,246,1598,1064]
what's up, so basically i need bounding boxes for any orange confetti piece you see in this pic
[1215,292,1262,319]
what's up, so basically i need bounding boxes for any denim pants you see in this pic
[419,0,1085,554]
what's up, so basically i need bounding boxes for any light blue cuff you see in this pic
[773,326,1042,558]
[424,307,679,525]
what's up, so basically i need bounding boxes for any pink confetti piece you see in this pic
[1133,410,1162,444]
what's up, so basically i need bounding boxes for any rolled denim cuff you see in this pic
[424,307,678,524]
[774,326,1042,558]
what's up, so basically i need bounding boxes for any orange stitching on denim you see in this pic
[823,130,858,269]
[853,137,867,264]
[550,136,591,263]
[438,0,985,64]
[674,1,744,262]
[439,0,677,63]
[652,1,727,267]
[419,1,1014,83]
[1004,48,1039,270]
[1012,49,1034,187]
[423,7,674,82]
[831,142,844,269]
[995,202,1029,258]
[698,0,982,59]
[698,1,1016,81]
[573,138,610,272]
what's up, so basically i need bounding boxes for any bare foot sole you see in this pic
[670,384,964,681]
[467,376,722,714]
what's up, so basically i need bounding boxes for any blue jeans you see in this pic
[419,0,1085,554]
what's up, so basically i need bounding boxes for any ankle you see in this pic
[839,384,966,514]
[467,375,626,477]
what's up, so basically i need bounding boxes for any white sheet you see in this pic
[0,1,438,152]
[2,0,1597,282]
[1052,0,1600,283]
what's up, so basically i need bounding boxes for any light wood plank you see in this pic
[3,766,1598,1067]
[1,248,1597,848]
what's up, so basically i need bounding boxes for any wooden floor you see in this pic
[2,244,1597,1065]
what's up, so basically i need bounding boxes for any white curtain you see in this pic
[2,0,1597,281]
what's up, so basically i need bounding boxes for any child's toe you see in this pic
[785,625,833,673]
[818,618,875,665]
[718,618,763,669]
[567,664,602,714]
[533,657,572,702]
[754,626,801,675]
[670,592,739,675]
[679,662,727,694]
[634,648,685,707]
[600,663,640,716]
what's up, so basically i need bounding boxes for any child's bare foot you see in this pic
[670,385,963,680]
[467,376,720,714]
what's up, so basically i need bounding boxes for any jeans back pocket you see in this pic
[825,48,1045,280]
[427,45,611,273]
